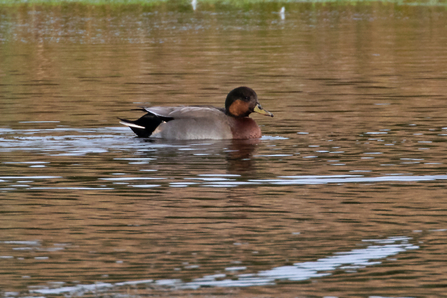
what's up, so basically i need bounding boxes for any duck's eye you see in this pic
[244,96,250,100]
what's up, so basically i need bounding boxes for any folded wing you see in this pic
[120,106,226,138]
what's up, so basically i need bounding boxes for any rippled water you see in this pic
[1,2,447,297]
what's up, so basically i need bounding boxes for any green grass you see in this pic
[0,0,445,6]
[0,0,167,4]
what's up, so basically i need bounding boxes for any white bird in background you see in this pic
[280,7,285,20]
[192,0,197,11]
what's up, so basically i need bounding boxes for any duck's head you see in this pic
[225,87,274,118]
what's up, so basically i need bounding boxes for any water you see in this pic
[1,2,447,297]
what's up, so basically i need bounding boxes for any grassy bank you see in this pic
[0,0,446,6]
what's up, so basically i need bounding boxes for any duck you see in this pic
[119,86,273,140]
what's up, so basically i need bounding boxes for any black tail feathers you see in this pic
[119,113,163,138]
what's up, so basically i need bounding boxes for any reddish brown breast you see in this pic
[229,117,262,139]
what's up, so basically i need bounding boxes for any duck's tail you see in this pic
[119,113,164,138]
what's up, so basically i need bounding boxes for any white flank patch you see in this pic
[119,121,145,129]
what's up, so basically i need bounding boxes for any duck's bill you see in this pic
[254,104,274,117]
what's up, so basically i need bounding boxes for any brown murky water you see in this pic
[1,2,447,297]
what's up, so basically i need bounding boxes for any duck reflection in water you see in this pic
[138,138,261,174]
[225,139,261,174]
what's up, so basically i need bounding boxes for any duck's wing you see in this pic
[120,106,226,138]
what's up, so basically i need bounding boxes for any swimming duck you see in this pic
[119,87,273,140]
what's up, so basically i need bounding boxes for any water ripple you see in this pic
[250,174,447,185]
[30,236,417,295]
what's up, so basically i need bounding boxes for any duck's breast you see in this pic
[229,117,262,139]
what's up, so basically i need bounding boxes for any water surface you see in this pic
[1,2,447,297]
